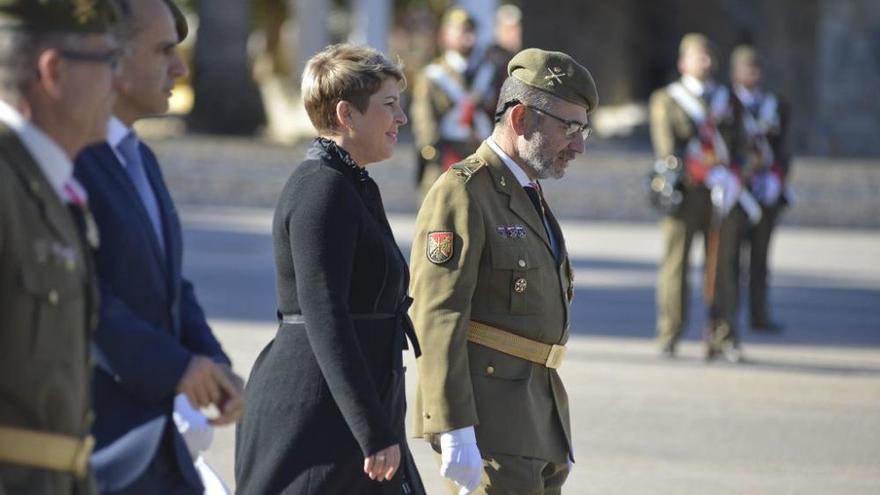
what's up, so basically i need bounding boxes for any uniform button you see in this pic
[513,277,528,293]
[518,259,526,268]
[486,365,495,375]
[84,411,95,428]
[424,413,431,420]
[66,259,76,271]
[29,180,40,193]
[47,290,59,305]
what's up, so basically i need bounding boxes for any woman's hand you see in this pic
[363,443,401,481]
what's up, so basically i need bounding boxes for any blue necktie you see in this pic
[117,132,165,253]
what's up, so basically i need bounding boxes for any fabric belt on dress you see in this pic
[0,425,94,478]
[279,296,420,357]
[467,320,566,369]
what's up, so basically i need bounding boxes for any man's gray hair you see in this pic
[494,75,555,124]
[0,30,88,101]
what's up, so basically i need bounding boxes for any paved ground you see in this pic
[178,206,880,495]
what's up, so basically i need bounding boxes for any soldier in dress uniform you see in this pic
[410,48,597,494]
[649,33,752,362]
[0,1,123,493]
[730,45,791,333]
[411,7,503,202]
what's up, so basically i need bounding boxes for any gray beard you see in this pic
[520,133,565,180]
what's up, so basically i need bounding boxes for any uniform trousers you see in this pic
[738,201,782,326]
[656,186,743,349]
[433,448,569,495]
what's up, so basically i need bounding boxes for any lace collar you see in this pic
[314,137,369,182]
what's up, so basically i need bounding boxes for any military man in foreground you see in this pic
[0,1,123,493]
[649,33,749,362]
[410,48,597,494]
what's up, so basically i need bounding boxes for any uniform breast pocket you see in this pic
[18,262,85,360]
[484,246,545,315]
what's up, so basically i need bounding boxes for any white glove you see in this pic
[173,394,214,457]
[440,426,483,494]
[706,167,740,216]
[751,171,782,206]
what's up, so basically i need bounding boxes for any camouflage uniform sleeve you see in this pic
[649,89,676,159]
[410,169,485,434]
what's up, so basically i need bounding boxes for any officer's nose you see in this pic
[568,131,586,154]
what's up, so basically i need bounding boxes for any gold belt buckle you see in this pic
[545,344,566,369]
[72,435,95,479]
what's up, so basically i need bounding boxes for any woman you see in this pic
[234,44,424,495]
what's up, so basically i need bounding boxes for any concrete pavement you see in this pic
[180,206,880,494]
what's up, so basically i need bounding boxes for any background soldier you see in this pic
[0,1,123,493]
[649,33,750,362]
[410,48,597,494]
[730,45,791,333]
[411,7,501,202]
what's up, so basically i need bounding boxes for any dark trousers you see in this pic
[738,202,781,326]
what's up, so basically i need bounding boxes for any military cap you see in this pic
[507,47,599,113]
[0,0,120,33]
[731,44,760,68]
[162,0,188,42]
[441,6,476,29]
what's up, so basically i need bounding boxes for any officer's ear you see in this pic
[509,103,529,136]
[334,100,354,131]
[33,48,64,98]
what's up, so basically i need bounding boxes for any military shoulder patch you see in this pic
[426,231,454,264]
[451,160,485,181]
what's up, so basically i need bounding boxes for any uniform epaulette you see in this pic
[450,158,486,182]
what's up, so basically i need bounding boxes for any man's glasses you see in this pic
[525,105,592,140]
[58,47,125,72]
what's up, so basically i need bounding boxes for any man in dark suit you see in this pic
[0,2,123,493]
[74,1,244,494]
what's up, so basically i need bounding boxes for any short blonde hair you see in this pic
[301,44,405,133]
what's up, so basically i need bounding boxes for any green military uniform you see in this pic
[650,34,748,356]
[410,48,597,494]
[411,8,500,202]
[0,1,118,493]
[730,46,791,330]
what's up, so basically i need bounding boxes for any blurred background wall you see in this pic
[174,0,879,157]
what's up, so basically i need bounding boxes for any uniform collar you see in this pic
[733,84,762,107]
[0,99,72,200]
[486,137,532,188]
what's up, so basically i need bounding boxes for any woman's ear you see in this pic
[334,100,354,131]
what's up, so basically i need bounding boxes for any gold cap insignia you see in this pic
[72,0,97,24]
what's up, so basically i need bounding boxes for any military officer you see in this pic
[411,7,503,202]
[410,48,597,494]
[0,1,123,493]
[649,33,750,362]
[730,45,791,332]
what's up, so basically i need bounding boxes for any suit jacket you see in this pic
[74,140,229,492]
[409,141,574,464]
[0,125,98,494]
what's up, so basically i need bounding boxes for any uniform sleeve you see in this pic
[649,90,677,159]
[287,173,396,457]
[409,172,485,434]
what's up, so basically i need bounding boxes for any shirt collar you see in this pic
[107,115,133,167]
[486,138,532,187]
[0,99,73,199]
[734,84,762,107]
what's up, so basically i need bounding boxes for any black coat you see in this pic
[235,139,421,495]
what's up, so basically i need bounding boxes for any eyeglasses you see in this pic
[525,105,592,140]
[58,47,125,72]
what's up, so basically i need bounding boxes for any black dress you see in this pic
[235,138,423,495]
